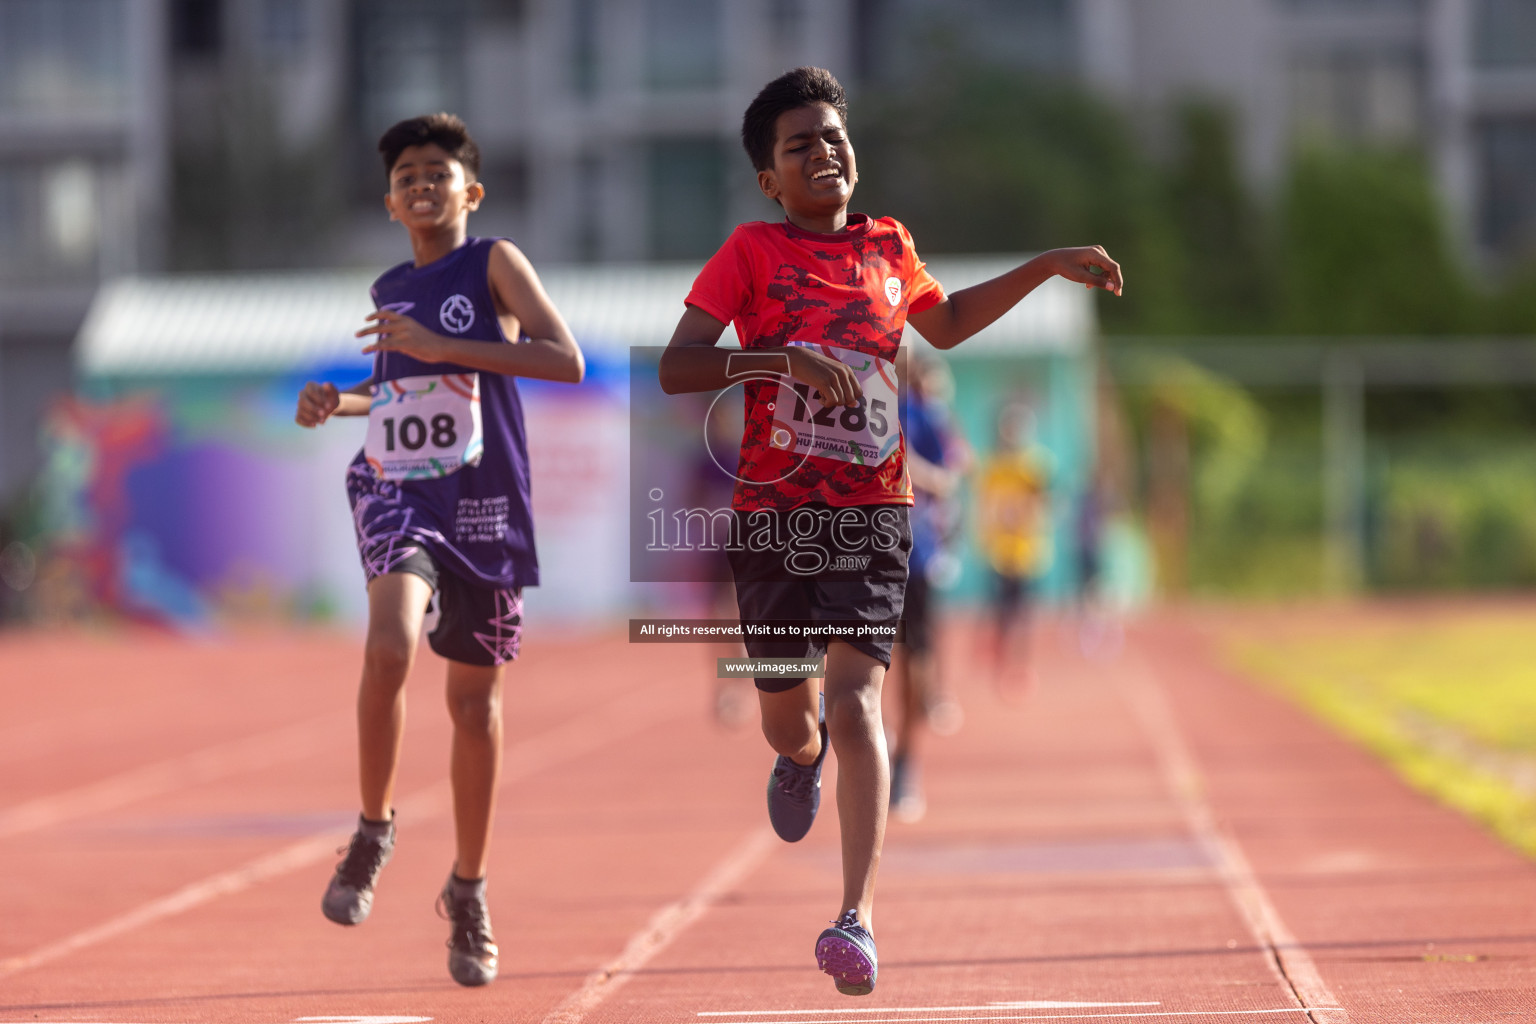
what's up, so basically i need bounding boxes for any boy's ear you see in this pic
[383,192,398,222]
[757,168,780,202]
[465,179,485,210]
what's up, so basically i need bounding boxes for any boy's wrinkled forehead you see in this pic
[389,145,468,181]
[774,102,844,148]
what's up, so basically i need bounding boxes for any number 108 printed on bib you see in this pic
[365,373,485,481]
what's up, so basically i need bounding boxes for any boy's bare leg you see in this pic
[889,646,909,755]
[824,642,889,931]
[445,659,506,879]
[993,588,1033,691]
[359,572,434,821]
[992,602,1012,681]
[889,646,928,764]
[758,677,823,765]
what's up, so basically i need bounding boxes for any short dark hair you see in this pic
[740,67,848,173]
[378,112,481,182]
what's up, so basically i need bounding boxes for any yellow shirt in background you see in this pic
[977,448,1051,578]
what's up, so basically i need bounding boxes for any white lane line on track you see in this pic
[680,1011,1339,1024]
[0,1017,431,1024]
[0,825,375,980]
[0,687,686,980]
[699,1006,1161,1016]
[540,825,778,1024]
[0,712,353,838]
[0,1018,1331,1024]
[1117,645,1347,1024]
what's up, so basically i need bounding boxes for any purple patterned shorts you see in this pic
[365,542,522,667]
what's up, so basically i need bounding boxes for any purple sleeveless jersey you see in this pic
[346,237,539,589]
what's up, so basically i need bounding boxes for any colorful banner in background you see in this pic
[35,348,1142,630]
[35,354,635,629]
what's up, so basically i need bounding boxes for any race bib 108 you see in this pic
[769,343,900,467]
[365,373,484,481]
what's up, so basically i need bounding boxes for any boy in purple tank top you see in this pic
[294,113,583,987]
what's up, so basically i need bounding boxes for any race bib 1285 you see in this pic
[768,343,900,467]
[365,373,484,481]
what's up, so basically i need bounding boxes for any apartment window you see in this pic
[0,0,128,117]
[769,0,800,51]
[0,162,101,284]
[0,169,20,278]
[1479,117,1536,257]
[356,0,468,135]
[853,0,886,81]
[571,0,600,98]
[43,162,98,266]
[1475,0,1536,68]
[871,0,1076,81]
[475,0,525,21]
[1290,48,1423,144]
[1281,0,1421,10]
[574,153,604,262]
[261,0,307,53]
[172,0,222,57]
[647,138,727,260]
[644,0,721,90]
[972,0,1076,76]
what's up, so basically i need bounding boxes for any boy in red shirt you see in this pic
[659,67,1122,995]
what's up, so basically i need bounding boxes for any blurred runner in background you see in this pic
[1073,469,1123,659]
[977,402,1053,694]
[888,354,969,823]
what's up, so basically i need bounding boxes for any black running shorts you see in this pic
[370,545,523,667]
[727,504,910,691]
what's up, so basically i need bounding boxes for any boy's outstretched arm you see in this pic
[296,379,373,427]
[658,305,864,406]
[356,241,584,384]
[906,246,1123,351]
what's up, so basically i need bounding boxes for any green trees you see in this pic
[1278,148,1474,336]
[1161,103,1273,335]
[853,64,1531,336]
[853,67,1189,332]
[853,63,1536,593]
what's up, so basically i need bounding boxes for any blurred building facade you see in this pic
[1078,0,1536,265]
[2,0,1534,506]
[0,0,167,507]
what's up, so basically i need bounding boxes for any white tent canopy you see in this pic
[76,255,1095,376]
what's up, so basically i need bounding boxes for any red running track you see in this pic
[1,611,1534,1024]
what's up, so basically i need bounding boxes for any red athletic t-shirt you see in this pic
[686,214,946,511]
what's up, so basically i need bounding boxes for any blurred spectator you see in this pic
[977,401,1053,693]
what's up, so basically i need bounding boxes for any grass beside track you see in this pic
[1225,606,1536,858]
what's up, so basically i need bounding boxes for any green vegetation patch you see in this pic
[1227,610,1536,856]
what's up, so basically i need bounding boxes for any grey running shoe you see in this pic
[766,694,828,842]
[816,908,878,996]
[438,875,499,987]
[321,815,395,925]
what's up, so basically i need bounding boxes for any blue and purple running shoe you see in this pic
[766,694,827,842]
[815,909,878,995]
